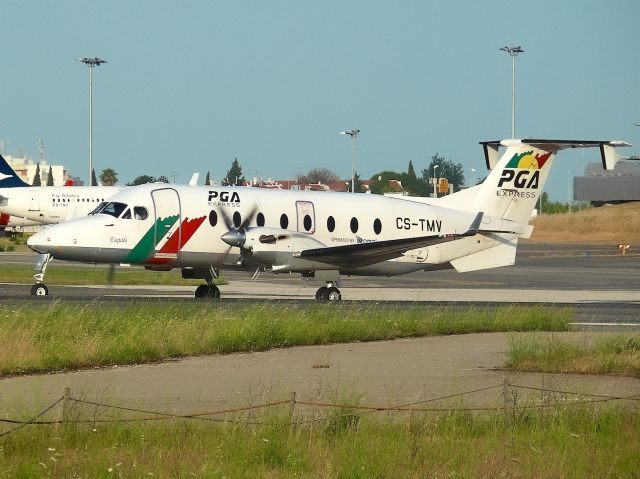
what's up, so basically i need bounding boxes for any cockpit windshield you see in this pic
[92,201,129,218]
[89,202,107,215]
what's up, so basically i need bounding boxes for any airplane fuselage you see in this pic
[28,184,496,276]
[0,186,122,224]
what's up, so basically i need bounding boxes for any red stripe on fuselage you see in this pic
[147,216,206,265]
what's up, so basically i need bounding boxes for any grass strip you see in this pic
[0,302,572,376]
[0,264,226,286]
[1,405,637,478]
[507,334,640,377]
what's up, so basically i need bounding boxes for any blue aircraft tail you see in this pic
[0,154,29,187]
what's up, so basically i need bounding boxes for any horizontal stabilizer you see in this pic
[450,240,517,272]
[480,139,632,170]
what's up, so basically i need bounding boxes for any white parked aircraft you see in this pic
[0,154,123,225]
[27,139,630,298]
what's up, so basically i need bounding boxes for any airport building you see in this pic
[2,154,73,186]
[574,161,640,206]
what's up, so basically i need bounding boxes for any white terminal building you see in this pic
[2,154,72,186]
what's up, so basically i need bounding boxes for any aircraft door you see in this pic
[296,201,315,234]
[151,188,182,260]
[29,190,40,211]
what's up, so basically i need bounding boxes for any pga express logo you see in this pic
[497,151,551,191]
[207,190,240,207]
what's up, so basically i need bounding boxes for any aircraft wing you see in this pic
[296,213,483,268]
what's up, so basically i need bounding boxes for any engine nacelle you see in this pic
[242,227,336,272]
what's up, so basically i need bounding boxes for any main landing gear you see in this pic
[193,266,221,299]
[315,281,342,301]
[31,253,52,296]
[194,283,220,299]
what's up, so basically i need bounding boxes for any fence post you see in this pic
[62,387,71,425]
[502,377,511,427]
[289,391,296,430]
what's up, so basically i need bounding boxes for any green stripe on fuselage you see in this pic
[123,214,179,263]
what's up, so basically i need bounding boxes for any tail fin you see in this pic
[472,139,631,224]
[0,154,29,187]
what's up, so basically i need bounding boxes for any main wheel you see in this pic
[31,284,49,296]
[315,286,328,300]
[324,287,341,301]
[195,284,220,299]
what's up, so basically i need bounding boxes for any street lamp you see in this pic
[76,57,107,185]
[339,129,360,193]
[499,46,524,139]
[433,164,439,198]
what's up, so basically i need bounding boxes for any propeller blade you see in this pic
[106,264,115,286]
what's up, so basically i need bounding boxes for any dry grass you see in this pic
[528,202,640,244]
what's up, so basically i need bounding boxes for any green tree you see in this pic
[32,163,41,186]
[46,167,54,186]
[346,171,365,193]
[369,170,404,195]
[205,171,211,186]
[156,175,169,183]
[422,154,465,194]
[538,192,569,214]
[100,168,118,186]
[126,175,156,186]
[91,168,97,187]
[222,158,245,186]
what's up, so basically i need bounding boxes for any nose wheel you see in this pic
[31,253,52,296]
[30,283,49,296]
[315,282,342,301]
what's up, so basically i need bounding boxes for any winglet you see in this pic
[0,154,29,187]
[189,173,199,186]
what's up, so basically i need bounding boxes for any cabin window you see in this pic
[209,210,218,227]
[257,212,265,227]
[373,218,382,235]
[233,211,241,228]
[134,207,148,220]
[327,216,335,232]
[350,217,359,233]
[280,213,289,229]
[303,214,312,232]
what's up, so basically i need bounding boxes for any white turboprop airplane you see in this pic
[27,138,630,298]
[0,154,123,224]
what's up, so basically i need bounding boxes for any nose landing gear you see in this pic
[31,253,52,296]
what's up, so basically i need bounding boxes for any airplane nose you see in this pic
[27,229,51,254]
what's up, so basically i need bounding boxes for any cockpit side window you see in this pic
[98,202,128,218]
[134,207,149,220]
[121,208,132,219]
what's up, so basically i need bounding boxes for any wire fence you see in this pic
[1,381,639,439]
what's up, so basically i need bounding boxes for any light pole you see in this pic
[340,129,360,193]
[76,57,107,185]
[433,164,439,198]
[469,168,476,187]
[499,46,524,139]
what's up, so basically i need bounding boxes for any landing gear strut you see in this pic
[315,282,342,301]
[31,253,52,296]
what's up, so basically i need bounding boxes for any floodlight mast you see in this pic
[76,57,107,185]
[340,129,360,193]
[499,46,524,139]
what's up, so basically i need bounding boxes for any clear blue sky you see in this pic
[1,0,638,200]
